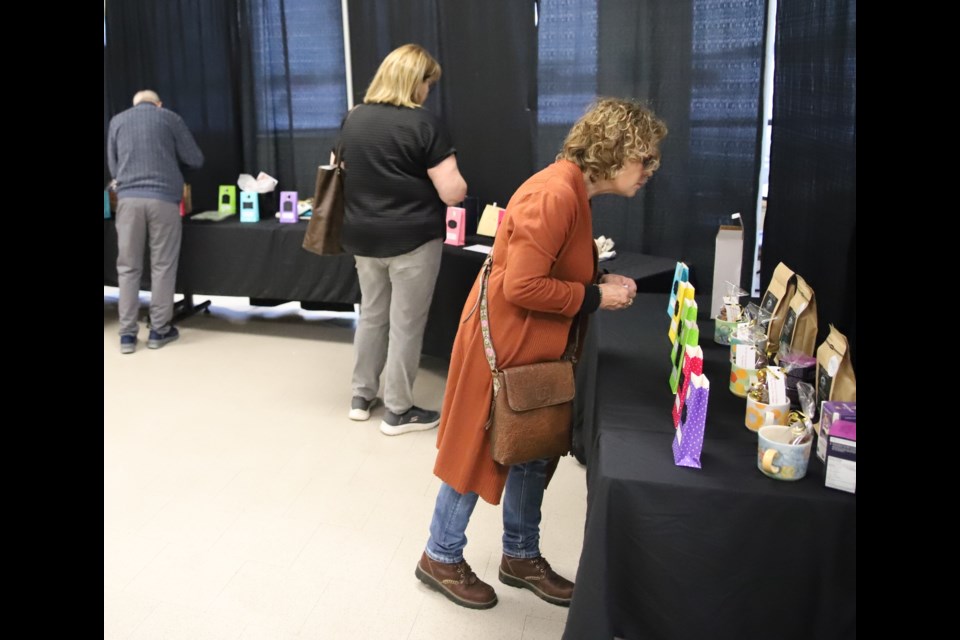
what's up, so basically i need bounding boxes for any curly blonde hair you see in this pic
[557,98,667,182]
[364,44,442,109]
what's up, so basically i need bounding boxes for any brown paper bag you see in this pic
[760,262,796,353]
[181,183,193,215]
[816,325,856,408]
[778,276,817,356]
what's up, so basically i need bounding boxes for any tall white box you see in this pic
[710,214,744,318]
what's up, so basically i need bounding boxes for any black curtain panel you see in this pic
[346,0,442,110]
[763,0,856,364]
[347,0,537,208]
[236,0,349,201]
[104,0,244,211]
[105,0,350,211]
[591,0,767,299]
[106,0,854,330]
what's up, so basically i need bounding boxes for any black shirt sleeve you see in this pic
[420,111,456,168]
[580,284,601,314]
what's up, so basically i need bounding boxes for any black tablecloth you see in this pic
[104,220,677,362]
[420,246,678,359]
[103,218,360,309]
[421,241,489,358]
[563,293,856,640]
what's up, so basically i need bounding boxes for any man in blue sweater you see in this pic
[108,90,204,354]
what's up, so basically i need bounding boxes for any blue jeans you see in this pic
[426,458,550,563]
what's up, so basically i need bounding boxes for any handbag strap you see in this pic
[478,250,580,396]
[330,106,358,169]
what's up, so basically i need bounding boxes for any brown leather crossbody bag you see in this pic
[477,255,576,466]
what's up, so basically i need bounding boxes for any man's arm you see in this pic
[107,119,119,177]
[172,115,204,170]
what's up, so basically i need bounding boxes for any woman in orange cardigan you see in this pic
[416,99,668,610]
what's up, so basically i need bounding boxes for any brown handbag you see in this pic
[489,361,575,465]
[478,255,577,466]
[302,145,345,256]
[303,108,357,256]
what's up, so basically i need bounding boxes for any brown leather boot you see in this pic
[498,554,574,606]
[415,552,498,609]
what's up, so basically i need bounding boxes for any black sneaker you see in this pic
[379,406,440,436]
[348,396,379,421]
[120,335,137,355]
[147,327,180,350]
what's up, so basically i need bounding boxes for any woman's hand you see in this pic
[600,273,637,296]
[598,282,635,310]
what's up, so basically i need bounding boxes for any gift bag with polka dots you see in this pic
[673,373,710,469]
[672,346,703,428]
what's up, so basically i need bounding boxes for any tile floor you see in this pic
[104,290,587,639]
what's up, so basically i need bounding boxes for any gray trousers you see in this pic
[115,198,182,337]
[352,238,443,414]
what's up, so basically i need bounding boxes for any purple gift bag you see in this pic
[673,373,710,469]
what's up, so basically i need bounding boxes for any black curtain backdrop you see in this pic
[104,0,244,211]
[764,0,856,364]
[234,0,348,203]
[592,0,766,298]
[105,0,855,333]
[347,0,537,209]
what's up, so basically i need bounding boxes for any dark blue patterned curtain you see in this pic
[763,0,856,363]
[239,0,348,197]
[536,0,598,168]
[537,0,766,298]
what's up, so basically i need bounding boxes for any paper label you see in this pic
[827,354,841,378]
[736,345,757,369]
[766,367,787,405]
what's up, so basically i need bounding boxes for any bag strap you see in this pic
[478,249,580,396]
[330,106,358,169]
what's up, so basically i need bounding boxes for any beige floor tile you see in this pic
[127,602,246,640]
[122,542,246,611]
[104,532,168,591]
[520,614,569,640]
[105,587,158,640]
[105,291,587,639]
[212,513,319,568]
[206,561,327,634]
[299,579,421,639]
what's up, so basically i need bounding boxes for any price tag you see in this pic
[766,366,787,405]
[736,344,757,369]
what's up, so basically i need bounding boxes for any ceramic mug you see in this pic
[745,396,790,431]
[757,425,812,481]
[730,363,758,398]
[714,318,740,345]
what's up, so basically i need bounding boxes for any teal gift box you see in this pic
[239,191,260,223]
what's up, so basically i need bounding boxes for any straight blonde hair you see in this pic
[364,44,441,108]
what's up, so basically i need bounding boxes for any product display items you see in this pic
[759,262,796,354]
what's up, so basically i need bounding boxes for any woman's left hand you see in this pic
[600,273,637,297]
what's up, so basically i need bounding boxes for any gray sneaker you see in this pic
[348,396,379,421]
[147,326,179,350]
[379,406,440,436]
[120,335,137,355]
